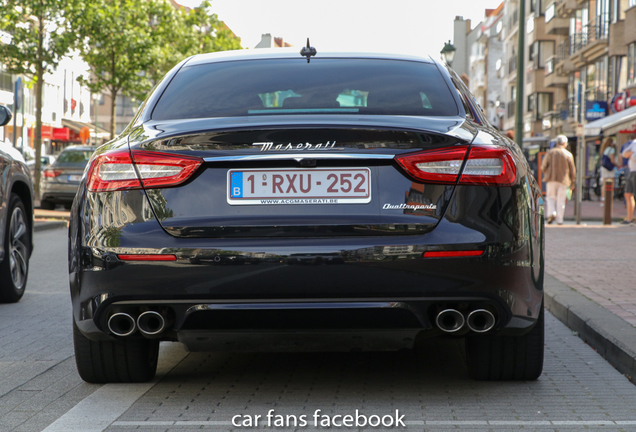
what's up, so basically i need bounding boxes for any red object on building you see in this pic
[71,99,77,110]
[52,127,71,141]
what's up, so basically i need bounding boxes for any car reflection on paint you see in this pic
[286,253,344,265]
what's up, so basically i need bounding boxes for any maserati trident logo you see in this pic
[253,141,344,151]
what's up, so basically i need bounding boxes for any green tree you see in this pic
[147,1,242,85]
[71,0,160,140]
[73,0,241,141]
[0,0,75,197]
[181,1,241,56]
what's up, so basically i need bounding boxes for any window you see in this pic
[527,94,535,114]
[152,59,459,120]
[610,0,628,22]
[529,41,555,68]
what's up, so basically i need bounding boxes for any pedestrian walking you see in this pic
[620,138,636,224]
[541,135,576,225]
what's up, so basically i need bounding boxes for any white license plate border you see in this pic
[226,167,372,205]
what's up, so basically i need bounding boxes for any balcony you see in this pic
[545,5,569,35]
[556,39,576,71]
[544,57,568,87]
[568,21,609,60]
[555,0,578,19]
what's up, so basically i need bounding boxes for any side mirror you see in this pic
[0,105,12,127]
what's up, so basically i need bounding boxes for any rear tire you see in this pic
[0,194,31,303]
[73,320,159,383]
[465,305,544,381]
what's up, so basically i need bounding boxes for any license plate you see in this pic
[228,168,371,205]
[68,175,81,182]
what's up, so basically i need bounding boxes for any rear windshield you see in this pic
[57,149,94,164]
[151,58,458,120]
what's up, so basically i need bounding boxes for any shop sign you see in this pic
[585,101,607,121]
[52,127,70,141]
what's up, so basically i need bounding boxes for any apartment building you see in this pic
[501,0,562,141]
[453,9,505,127]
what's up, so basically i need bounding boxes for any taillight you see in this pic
[43,169,61,178]
[395,145,516,186]
[86,149,203,192]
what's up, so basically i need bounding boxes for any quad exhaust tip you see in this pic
[107,312,137,337]
[466,309,496,333]
[137,311,166,336]
[436,309,465,333]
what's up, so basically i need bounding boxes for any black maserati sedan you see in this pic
[1,105,34,303]
[68,48,545,383]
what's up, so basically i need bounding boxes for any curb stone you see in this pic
[34,221,67,232]
[544,273,636,382]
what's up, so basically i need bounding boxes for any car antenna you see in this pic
[300,38,317,63]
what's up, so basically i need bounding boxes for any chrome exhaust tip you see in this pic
[107,312,137,337]
[435,309,465,333]
[137,311,166,336]
[466,309,496,333]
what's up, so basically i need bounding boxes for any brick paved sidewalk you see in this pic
[545,223,636,327]
[562,198,628,221]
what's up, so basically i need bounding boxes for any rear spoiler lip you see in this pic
[133,114,478,145]
[203,153,396,163]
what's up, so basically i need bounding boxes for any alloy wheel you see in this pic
[9,206,28,290]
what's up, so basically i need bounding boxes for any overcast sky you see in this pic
[178,0,501,59]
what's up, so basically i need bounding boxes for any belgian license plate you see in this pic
[68,175,81,182]
[227,168,371,205]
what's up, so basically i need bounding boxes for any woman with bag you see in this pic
[600,137,619,205]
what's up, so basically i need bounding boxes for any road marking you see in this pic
[41,342,188,432]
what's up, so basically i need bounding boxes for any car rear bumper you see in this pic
[70,224,543,345]
[69,181,545,348]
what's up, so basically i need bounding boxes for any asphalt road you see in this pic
[1,228,636,431]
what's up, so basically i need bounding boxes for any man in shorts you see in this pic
[541,135,576,225]
[621,138,636,224]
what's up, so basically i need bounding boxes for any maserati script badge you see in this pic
[383,203,437,210]
[253,141,344,151]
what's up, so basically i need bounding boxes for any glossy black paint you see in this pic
[68,52,545,350]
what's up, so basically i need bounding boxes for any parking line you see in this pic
[41,342,188,432]
[106,419,636,428]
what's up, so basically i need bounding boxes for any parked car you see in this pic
[26,154,56,179]
[68,48,545,383]
[40,145,95,210]
[0,105,34,303]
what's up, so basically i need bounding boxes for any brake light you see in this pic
[43,169,62,178]
[395,145,517,186]
[87,149,203,192]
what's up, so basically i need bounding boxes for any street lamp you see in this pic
[440,41,456,66]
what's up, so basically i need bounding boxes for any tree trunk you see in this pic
[110,87,117,140]
[33,11,45,200]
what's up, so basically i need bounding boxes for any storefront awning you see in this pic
[584,105,636,136]
[61,119,110,138]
